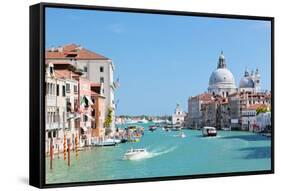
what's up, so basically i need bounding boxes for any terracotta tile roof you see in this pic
[46,44,109,60]
[63,44,78,52]
[91,83,101,87]
[54,70,80,79]
[52,62,72,65]
[198,93,213,102]
[246,104,268,110]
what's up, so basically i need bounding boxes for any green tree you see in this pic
[256,106,268,115]
[104,107,113,135]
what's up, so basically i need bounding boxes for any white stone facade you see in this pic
[172,104,186,125]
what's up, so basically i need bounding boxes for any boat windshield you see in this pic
[126,149,145,153]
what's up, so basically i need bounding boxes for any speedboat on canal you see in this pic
[123,148,149,160]
[202,126,217,137]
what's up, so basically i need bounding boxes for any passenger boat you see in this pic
[93,141,116,147]
[123,148,148,160]
[202,126,217,137]
[92,138,119,146]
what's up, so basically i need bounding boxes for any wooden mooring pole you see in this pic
[50,139,53,170]
[75,133,78,160]
[63,134,66,160]
[67,141,71,166]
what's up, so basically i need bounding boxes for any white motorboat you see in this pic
[178,132,186,138]
[138,118,148,124]
[123,148,149,160]
[202,126,217,137]
[125,119,137,124]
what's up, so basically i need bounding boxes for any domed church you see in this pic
[208,52,237,97]
[239,68,261,92]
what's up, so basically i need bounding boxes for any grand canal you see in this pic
[46,123,271,184]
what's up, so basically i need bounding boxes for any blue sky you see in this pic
[46,8,271,116]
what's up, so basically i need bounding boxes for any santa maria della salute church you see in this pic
[208,51,261,97]
[187,51,270,131]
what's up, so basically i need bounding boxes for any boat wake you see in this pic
[201,135,222,139]
[150,146,177,157]
[124,146,177,161]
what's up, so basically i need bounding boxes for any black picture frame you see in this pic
[29,2,275,188]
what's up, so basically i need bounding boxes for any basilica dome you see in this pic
[239,77,254,88]
[239,70,255,88]
[209,68,236,87]
[208,52,237,97]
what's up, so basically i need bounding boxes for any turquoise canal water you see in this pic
[46,123,271,184]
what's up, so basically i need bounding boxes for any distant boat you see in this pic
[125,119,138,124]
[93,141,116,147]
[123,148,148,160]
[178,132,186,138]
[148,125,157,132]
[222,127,231,131]
[165,119,171,124]
[152,119,164,123]
[106,138,121,144]
[92,138,120,147]
[138,118,148,124]
[202,126,217,137]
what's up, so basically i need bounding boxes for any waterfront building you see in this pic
[256,111,271,132]
[241,104,258,131]
[208,52,237,97]
[45,63,67,154]
[201,100,218,128]
[73,76,94,146]
[90,83,106,138]
[52,62,81,149]
[172,104,186,126]
[187,93,213,129]
[46,44,117,134]
[228,91,271,130]
[217,99,230,129]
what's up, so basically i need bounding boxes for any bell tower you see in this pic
[254,68,261,92]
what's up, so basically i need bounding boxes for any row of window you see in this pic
[83,66,104,73]
[46,111,66,124]
[46,82,78,96]
[83,66,105,84]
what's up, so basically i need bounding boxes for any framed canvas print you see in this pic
[29,2,274,188]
